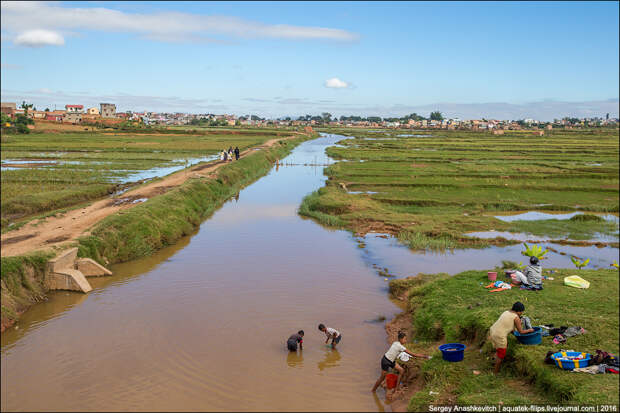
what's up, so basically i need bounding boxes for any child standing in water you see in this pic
[318,324,342,349]
[286,330,304,352]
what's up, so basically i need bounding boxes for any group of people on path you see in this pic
[220,146,240,162]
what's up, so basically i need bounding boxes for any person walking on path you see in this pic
[371,331,430,393]
[318,324,342,349]
[234,146,240,161]
[286,330,304,352]
[489,301,534,374]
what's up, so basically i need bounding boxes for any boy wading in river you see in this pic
[372,331,430,393]
[287,330,304,352]
[318,324,342,349]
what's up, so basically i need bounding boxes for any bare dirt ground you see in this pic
[382,311,421,412]
[1,135,299,257]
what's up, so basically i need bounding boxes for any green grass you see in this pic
[77,135,312,264]
[1,252,54,328]
[298,189,348,228]
[508,215,619,240]
[389,267,619,408]
[1,128,286,228]
[299,128,619,249]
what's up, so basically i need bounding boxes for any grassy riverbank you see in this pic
[1,133,314,331]
[0,252,53,331]
[388,268,619,409]
[1,128,287,229]
[300,128,619,250]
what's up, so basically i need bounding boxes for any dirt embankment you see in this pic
[381,286,421,412]
[1,135,300,258]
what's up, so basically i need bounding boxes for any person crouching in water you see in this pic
[287,330,304,352]
[489,301,534,374]
[372,331,430,393]
[512,256,543,290]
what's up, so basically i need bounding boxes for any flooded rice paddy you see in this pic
[464,230,619,244]
[1,155,219,183]
[493,211,619,223]
[1,134,618,411]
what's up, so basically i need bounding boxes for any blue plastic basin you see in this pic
[551,351,591,370]
[438,343,466,362]
[513,326,542,345]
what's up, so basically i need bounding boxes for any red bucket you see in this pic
[386,373,398,389]
[488,271,497,281]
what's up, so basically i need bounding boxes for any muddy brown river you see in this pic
[2,134,618,412]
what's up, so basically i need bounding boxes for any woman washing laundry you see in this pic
[489,302,534,374]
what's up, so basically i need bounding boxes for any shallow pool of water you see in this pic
[464,231,619,244]
[0,159,58,171]
[359,233,618,273]
[494,211,619,223]
[396,134,432,137]
[115,155,220,183]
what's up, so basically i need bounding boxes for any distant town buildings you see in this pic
[100,103,116,118]
[1,102,17,117]
[63,112,83,124]
[65,104,84,113]
[1,100,618,130]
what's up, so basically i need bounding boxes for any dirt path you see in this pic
[1,135,300,257]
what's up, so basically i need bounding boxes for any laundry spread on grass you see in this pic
[540,326,588,344]
[545,349,619,374]
[484,281,514,292]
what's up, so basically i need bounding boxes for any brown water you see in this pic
[1,135,398,412]
[2,134,618,412]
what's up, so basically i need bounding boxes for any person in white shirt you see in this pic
[371,331,430,392]
[318,323,342,349]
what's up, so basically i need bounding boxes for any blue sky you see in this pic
[1,1,618,120]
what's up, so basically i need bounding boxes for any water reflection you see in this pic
[494,211,619,223]
[286,350,304,368]
[1,227,198,351]
[372,391,387,412]
[317,349,341,371]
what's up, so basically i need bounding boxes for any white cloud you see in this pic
[324,78,349,89]
[13,29,65,47]
[0,2,358,46]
